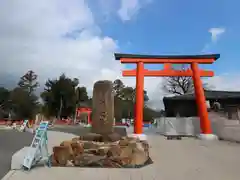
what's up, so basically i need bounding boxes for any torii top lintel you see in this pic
[114,53,220,64]
[114,53,220,77]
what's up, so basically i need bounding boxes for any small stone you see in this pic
[66,160,74,167]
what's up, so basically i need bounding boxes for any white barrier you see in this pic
[156,117,197,136]
[155,113,240,142]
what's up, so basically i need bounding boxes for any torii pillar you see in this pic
[115,53,220,140]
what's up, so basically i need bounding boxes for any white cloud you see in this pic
[117,0,152,21]
[209,27,226,43]
[202,27,226,52]
[0,0,117,86]
[204,73,240,91]
[0,1,236,111]
[0,0,163,109]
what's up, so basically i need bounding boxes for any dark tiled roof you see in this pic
[114,53,220,61]
[163,90,240,101]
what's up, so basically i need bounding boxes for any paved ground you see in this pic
[3,126,240,180]
[0,130,34,179]
[49,125,90,136]
[0,125,104,179]
[50,125,127,136]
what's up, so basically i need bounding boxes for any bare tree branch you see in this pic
[161,64,212,95]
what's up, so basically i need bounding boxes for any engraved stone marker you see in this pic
[91,80,114,135]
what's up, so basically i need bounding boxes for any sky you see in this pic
[0,0,239,109]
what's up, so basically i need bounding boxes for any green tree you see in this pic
[113,79,125,98]
[18,70,39,94]
[0,87,10,106]
[76,86,89,105]
[9,87,39,119]
[113,79,151,121]
[41,74,89,119]
[0,87,11,118]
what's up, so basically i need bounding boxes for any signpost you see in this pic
[22,121,50,170]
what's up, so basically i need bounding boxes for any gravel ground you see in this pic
[0,130,34,179]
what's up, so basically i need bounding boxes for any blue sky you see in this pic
[89,0,239,74]
[0,0,239,108]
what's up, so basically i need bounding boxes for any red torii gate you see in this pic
[114,53,220,140]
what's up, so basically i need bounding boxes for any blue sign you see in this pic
[22,121,50,170]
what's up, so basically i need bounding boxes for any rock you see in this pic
[130,149,148,166]
[101,158,122,168]
[91,80,114,135]
[120,146,133,158]
[119,138,129,146]
[107,145,122,157]
[102,132,121,142]
[84,149,98,155]
[119,136,140,147]
[112,156,131,166]
[140,140,150,156]
[80,133,103,142]
[50,155,59,166]
[97,146,110,156]
[113,127,127,137]
[60,140,74,155]
[83,141,99,149]
[53,146,72,166]
[72,137,80,142]
[71,141,84,156]
[129,141,149,166]
[74,154,105,167]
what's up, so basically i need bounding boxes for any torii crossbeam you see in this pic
[114,53,220,140]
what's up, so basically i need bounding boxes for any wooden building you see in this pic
[163,90,240,119]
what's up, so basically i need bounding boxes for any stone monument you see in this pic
[50,81,152,168]
[91,80,114,135]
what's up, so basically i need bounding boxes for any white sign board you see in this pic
[22,121,49,170]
